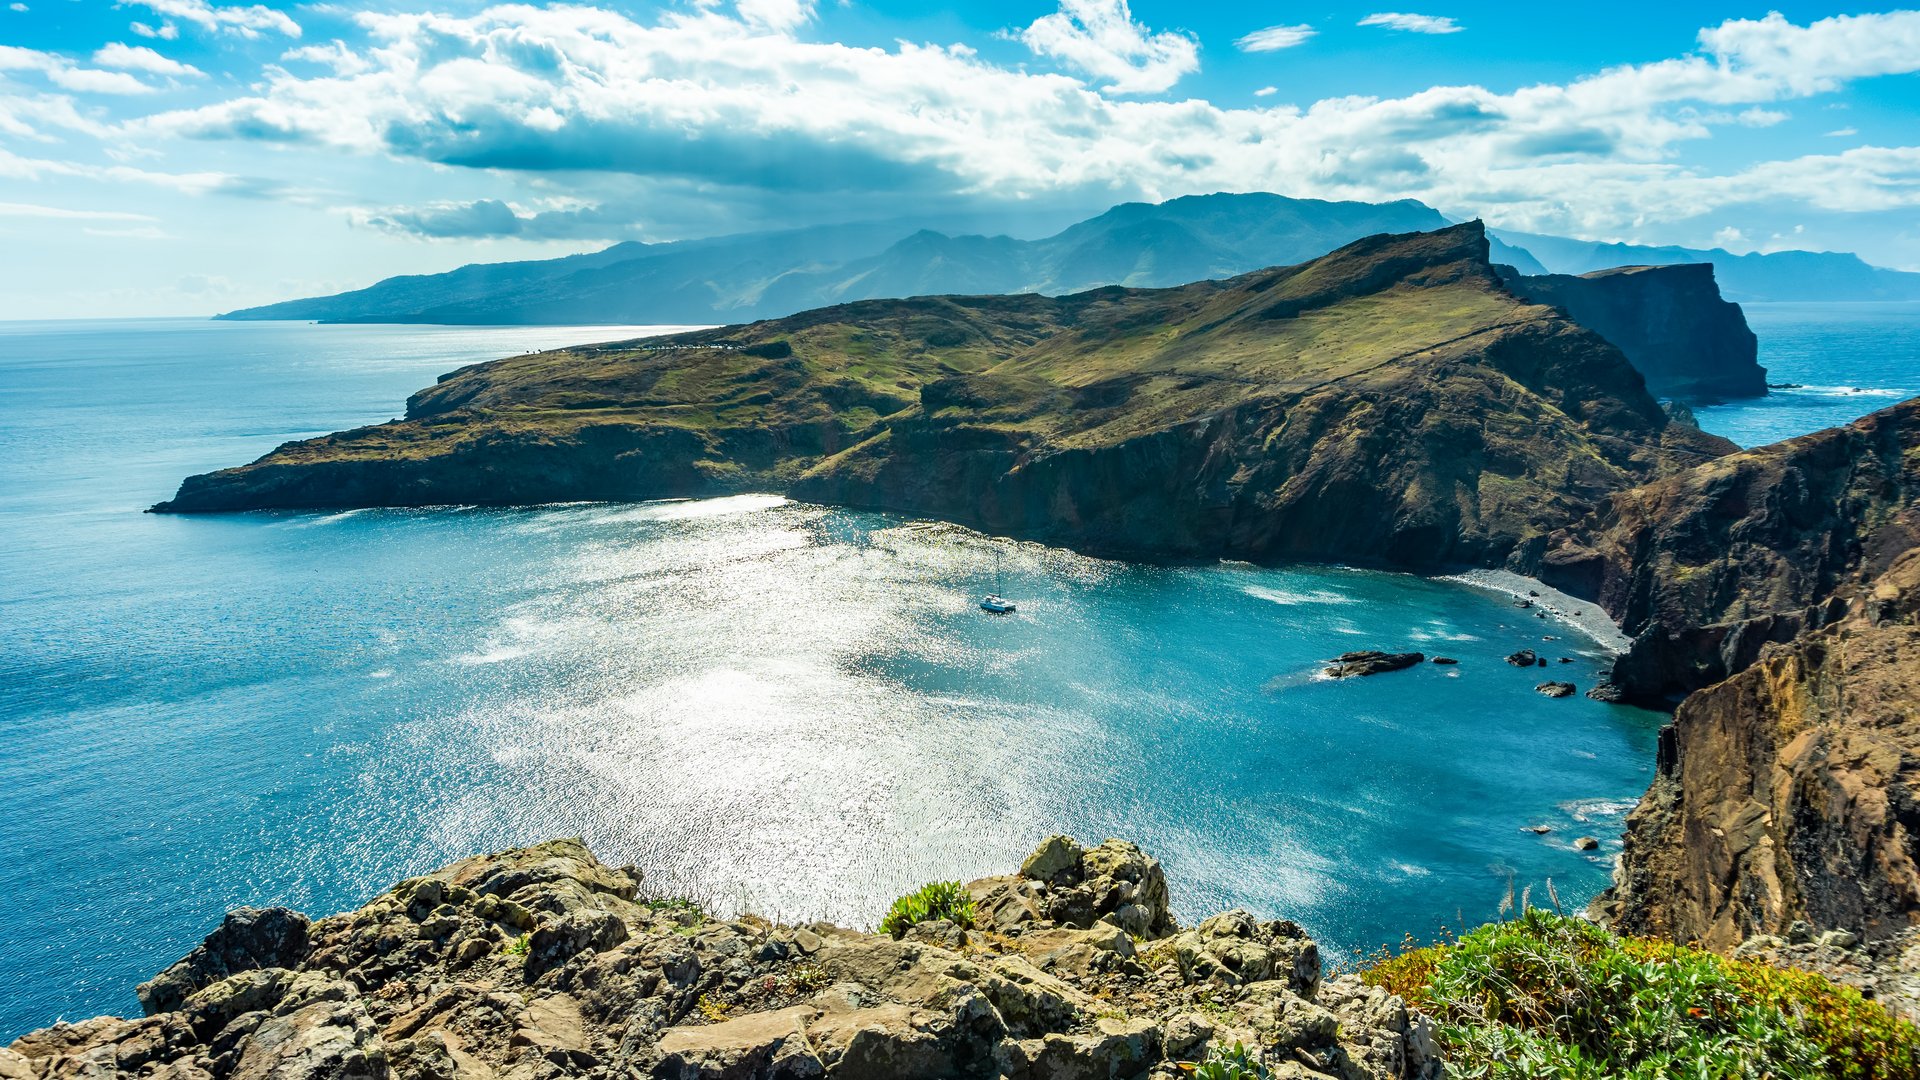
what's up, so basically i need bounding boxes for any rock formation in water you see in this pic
[3,837,1440,1080]
[154,222,1729,573]
[1503,263,1765,402]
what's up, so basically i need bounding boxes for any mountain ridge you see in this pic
[218,193,1920,329]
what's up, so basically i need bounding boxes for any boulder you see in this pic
[1166,911,1319,996]
[138,907,312,1016]
[1534,681,1576,698]
[1504,649,1538,667]
[1324,651,1424,678]
[653,1006,823,1079]
[1020,836,1086,884]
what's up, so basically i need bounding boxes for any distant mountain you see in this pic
[219,193,1551,325]
[1493,230,1920,302]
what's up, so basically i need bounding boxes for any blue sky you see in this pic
[3,1,1920,318]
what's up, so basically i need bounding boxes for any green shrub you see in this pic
[1362,908,1920,1080]
[878,880,975,938]
[1182,1041,1270,1079]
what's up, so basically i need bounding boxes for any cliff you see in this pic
[1597,549,1920,951]
[156,222,1730,572]
[2,837,1441,1080]
[1535,397,1920,700]
[1504,263,1765,402]
[1492,229,1920,302]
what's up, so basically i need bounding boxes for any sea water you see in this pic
[0,307,1907,1037]
[1694,301,1920,447]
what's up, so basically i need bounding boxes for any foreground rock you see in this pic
[5,837,1440,1080]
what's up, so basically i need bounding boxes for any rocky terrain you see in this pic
[3,837,1439,1080]
[155,222,1730,572]
[1504,263,1765,402]
[1535,397,1920,701]
[1596,547,1920,953]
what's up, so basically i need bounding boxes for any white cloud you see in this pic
[84,224,172,239]
[110,6,1920,239]
[47,68,157,95]
[8,4,27,12]
[1237,24,1315,52]
[1826,126,1859,137]
[126,1,298,39]
[734,0,814,32]
[0,201,158,221]
[131,22,181,40]
[1359,13,1462,35]
[1254,86,1277,97]
[1711,226,1747,250]
[280,41,371,76]
[0,45,158,95]
[93,43,204,78]
[1016,0,1198,94]
[0,145,260,196]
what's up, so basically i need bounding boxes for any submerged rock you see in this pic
[1430,657,1458,665]
[1324,651,1425,678]
[8,837,1441,1080]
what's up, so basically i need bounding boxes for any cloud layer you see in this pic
[102,4,1920,242]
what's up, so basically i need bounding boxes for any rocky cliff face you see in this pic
[2,837,1438,1080]
[154,223,1729,573]
[1504,264,1765,403]
[1535,397,1920,700]
[1597,550,1920,951]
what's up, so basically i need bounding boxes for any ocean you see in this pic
[0,306,1911,1038]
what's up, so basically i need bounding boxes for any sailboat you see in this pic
[980,545,1017,613]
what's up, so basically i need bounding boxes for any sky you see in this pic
[3,2,1920,318]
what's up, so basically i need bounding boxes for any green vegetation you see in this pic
[877,880,975,938]
[504,932,529,957]
[1363,908,1920,1079]
[1180,1041,1270,1079]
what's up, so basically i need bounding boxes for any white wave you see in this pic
[593,494,791,524]
[1242,585,1356,606]
[1787,384,1910,398]
[1558,797,1638,822]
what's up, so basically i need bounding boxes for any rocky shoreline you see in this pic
[4,837,1440,1080]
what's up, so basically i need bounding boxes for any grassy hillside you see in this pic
[159,222,1729,569]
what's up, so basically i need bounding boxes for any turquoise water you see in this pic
[0,306,1902,1039]
[1695,302,1920,448]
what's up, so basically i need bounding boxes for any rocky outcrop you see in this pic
[1536,397,1920,701]
[5,837,1440,1080]
[1595,550,1920,951]
[1504,263,1765,403]
[1323,652,1424,678]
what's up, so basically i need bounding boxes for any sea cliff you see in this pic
[1503,263,1766,403]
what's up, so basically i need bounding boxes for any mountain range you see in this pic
[218,193,1920,327]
